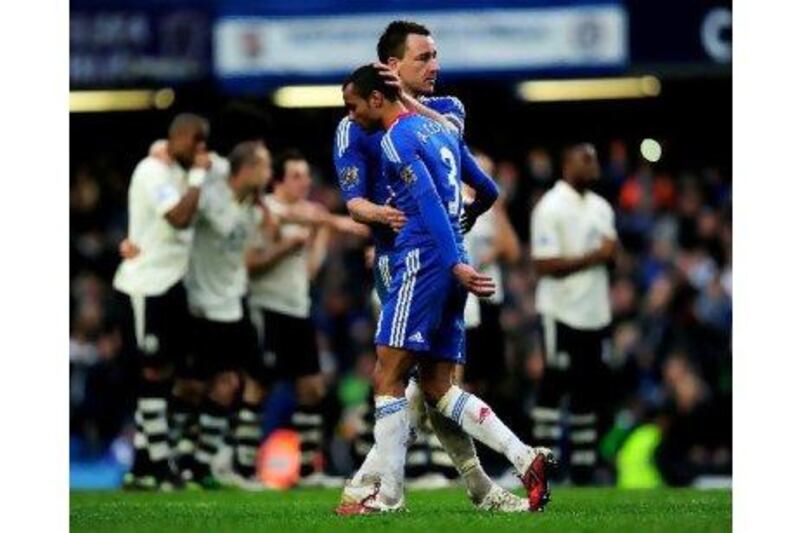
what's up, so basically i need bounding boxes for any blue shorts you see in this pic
[375,246,467,363]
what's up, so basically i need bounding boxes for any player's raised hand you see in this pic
[452,263,496,297]
[373,62,402,89]
[193,150,211,170]
[379,205,407,232]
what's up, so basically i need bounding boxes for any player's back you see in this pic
[381,113,464,255]
[113,156,193,296]
[184,177,260,321]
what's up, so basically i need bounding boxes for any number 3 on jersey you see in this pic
[440,146,461,217]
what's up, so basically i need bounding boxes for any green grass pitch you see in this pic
[70,487,731,532]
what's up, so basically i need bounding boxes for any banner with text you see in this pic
[214,5,628,87]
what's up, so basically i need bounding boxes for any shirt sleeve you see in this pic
[199,180,238,237]
[333,118,368,203]
[460,142,498,215]
[382,129,460,269]
[597,200,618,240]
[143,160,182,216]
[531,202,562,259]
[424,96,466,138]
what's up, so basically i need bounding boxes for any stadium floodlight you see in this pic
[273,85,343,108]
[70,89,175,113]
[516,76,661,102]
[640,138,663,162]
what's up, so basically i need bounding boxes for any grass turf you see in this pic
[70,487,731,532]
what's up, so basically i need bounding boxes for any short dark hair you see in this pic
[377,20,431,63]
[228,140,264,176]
[342,64,400,102]
[561,143,595,166]
[273,149,306,183]
[168,113,209,139]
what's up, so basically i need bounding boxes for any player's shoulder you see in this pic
[586,191,614,212]
[133,156,171,182]
[381,117,417,162]
[334,116,372,156]
[420,94,465,117]
[534,185,566,215]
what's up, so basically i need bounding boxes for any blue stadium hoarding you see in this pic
[70,0,214,88]
[213,0,630,92]
[69,1,731,91]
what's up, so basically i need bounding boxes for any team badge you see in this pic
[400,165,417,185]
[340,166,360,190]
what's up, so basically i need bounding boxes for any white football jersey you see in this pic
[531,180,616,329]
[248,194,312,318]
[465,207,505,305]
[184,177,263,322]
[113,157,194,296]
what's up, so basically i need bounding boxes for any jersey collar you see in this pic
[388,110,415,129]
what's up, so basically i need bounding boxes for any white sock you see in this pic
[428,408,493,503]
[352,447,381,485]
[353,380,423,485]
[373,395,410,502]
[436,386,534,476]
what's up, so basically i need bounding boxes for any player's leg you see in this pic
[188,321,241,489]
[529,315,568,472]
[567,326,607,485]
[281,311,336,486]
[370,344,416,501]
[170,375,205,482]
[230,373,267,484]
[228,309,270,485]
[419,351,555,511]
[123,284,187,490]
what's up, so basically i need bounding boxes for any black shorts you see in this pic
[248,307,320,383]
[182,315,259,380]
[538,315,610,412]
[117,281,192,369]
[464,301,506,383]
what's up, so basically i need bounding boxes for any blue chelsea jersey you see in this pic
[380,112,466,263]
[333,117,395,253]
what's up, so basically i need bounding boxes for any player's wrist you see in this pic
[188,168,207,188]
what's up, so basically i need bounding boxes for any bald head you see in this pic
[167,113,209,169]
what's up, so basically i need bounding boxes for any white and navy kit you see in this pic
[247,195,319,382]
[183,175,262,378]
[113,156,202,366]
[463,208,508,384]
[529,179,617,484]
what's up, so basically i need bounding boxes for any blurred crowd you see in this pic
[70,138,731,487]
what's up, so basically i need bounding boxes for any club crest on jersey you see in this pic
[400,165,417,185]
[340,166,360,190]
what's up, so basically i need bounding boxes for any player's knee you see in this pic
[418,376,450,406]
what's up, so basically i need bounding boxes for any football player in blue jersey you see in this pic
[335,65,554,515]
[334,22,533,513]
